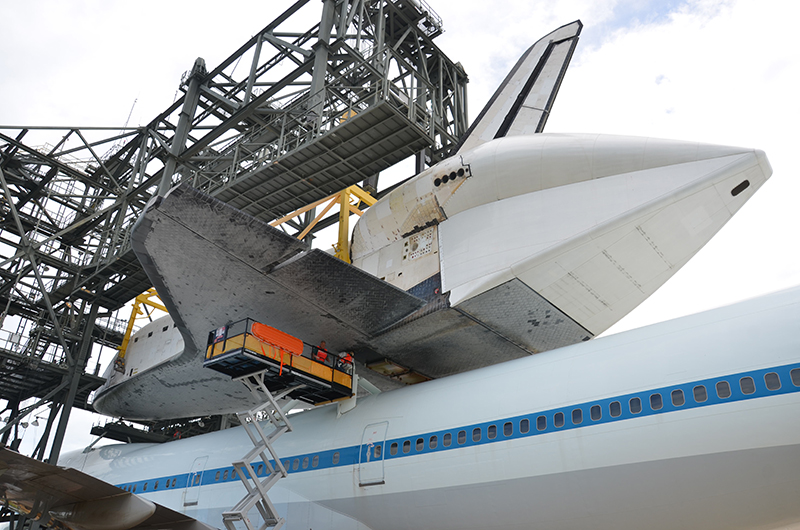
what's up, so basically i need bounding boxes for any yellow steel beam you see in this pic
[296,195,339,241]
[348,184,377,206]
[268,193,335,228]
[335,188,352,263]
[116,288,167,370]
[271,184,377,262]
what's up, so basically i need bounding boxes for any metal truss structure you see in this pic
[0,0,468,465]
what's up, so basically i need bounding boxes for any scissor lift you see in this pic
[204,320,353,530]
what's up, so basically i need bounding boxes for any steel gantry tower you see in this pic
[0,0,468,466]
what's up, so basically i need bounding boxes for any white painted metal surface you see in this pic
[68,286,800,530]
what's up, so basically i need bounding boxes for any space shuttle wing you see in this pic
[132,184,426,354]
[457,20,582,153]
[0,448,217,530]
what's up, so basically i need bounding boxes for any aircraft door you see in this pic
[358,421,388,486]
[183,455,208,509]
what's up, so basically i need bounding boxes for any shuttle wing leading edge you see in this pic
[456,20,582,153]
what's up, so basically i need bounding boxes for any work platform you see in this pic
[204,319,353,405]
[210,101,435,222]
[0,347,105,413]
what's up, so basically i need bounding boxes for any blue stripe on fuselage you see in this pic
[115,361,800,492]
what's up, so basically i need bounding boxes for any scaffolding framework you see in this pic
[0,0,468,466]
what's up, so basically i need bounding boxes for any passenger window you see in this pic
[171,478,176,487]
[488,425,497,439]
[740,376,755,394]
[536,415,546,431]
[791,368,800,387]
[503,422,513,436]
[374,445,382,458]
[143,483,148,491]
[165,480,170,489]
[403,440,411,453]
[716,381,731,398]
[765,372,781,391]
[416,438,423,451]
[312,455,319,468]
[162,326,169,332]
[472,427,481,442]
[148,332,153,337]
[590,405,601,421]
[693,385,707,403]
[283,460,290,469]
[303,456,309,469]
[429,435,438,449]
[629,397,642,414]
[332,452,340,465]
[554,412,564,428]
[215,471,220,481]
[671,389,685,406]
[458,430,466,444]
[293,459,300,470]
[223,470,228,480]
[443,433,452,447]
[390,442,398,455]
[609,401,621,417]
[154,481,159,490]
[572,409,582,425]
[520,418,530,434]
[133,485,136,493]
[257,464,263,475]
[650,393,663,410]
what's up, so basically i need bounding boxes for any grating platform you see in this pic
[204,319,353,405]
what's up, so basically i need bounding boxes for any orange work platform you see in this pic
[204,318,353,405]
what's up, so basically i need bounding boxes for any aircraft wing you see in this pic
[456,20,582,153]
[132,184,427,356]
[0,447,217,530]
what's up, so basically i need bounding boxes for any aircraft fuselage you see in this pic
[69,287,800,530]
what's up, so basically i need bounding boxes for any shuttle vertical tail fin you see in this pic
[456,20,582,153]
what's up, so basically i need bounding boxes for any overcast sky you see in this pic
[1,0,798,454]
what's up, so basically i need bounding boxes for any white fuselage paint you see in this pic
[67,287,800,530]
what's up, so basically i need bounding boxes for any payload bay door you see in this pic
[359,422,388,486]
[183,455,208,509]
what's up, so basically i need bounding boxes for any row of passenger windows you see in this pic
[387,421,521,455]
[133,322,178,343]
[214,452,336,481]
[383,369,800,456]
[120,450,344,492]
[122,477,177,493]
[121,368,800,491]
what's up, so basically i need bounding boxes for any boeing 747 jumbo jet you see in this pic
[2,286,799,529]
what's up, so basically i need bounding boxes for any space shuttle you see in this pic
[92,20,772,420]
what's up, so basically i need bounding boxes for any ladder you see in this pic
[222,371,303,530]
